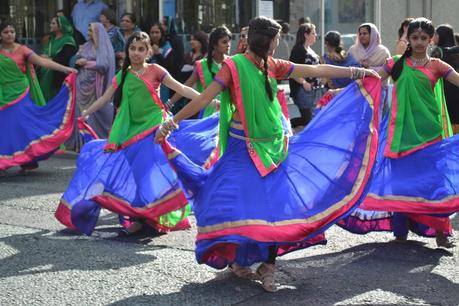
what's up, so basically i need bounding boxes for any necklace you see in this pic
[411,56,430,67]
[0,44,16,53]
[130,65,146,77]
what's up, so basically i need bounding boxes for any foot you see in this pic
[436,232,455,248]
[118,222,144,237]
[394,235,408,243]
[228,263,256,279]
[256,263,277,292]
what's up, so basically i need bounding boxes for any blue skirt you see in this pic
[339,107,459,237]
[55,114,219,235]
[0,74,76,170]
[168,79,381,269]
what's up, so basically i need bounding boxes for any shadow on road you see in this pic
[109,241,458,306]
[0,229,161,279]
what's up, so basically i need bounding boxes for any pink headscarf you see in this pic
[348,23,391,70]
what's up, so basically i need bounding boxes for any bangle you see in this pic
[159,118,179,137]
[164,99,173,109]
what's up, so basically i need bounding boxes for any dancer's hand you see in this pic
[210,99,220,111]
[363,68,380,79]
[65,67,78,74]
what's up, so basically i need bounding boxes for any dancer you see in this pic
[168,26,232,118]
[55,32,218,236]
[339,18,459,248]
[155,16,379,292]
[0,21,77,172]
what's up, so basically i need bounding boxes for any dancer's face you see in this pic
[128,39,149,65]
[268,32,280,56]
[0,26,16,44]
[408,30,432,55]
[215,36,231,55]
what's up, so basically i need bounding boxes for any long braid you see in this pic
[247,17,280,102]
[113,56,131,108]
[262,54,273,101]
[390,44,412,81]
[113,32,151,108]
[206,42,214,78]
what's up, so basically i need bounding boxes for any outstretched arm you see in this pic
[290,64,380,80]
[28,53,77,74]
[167,72,199,106]
[82,85,116,118]
[162,74,200,101]
[154,81,222,143]
[445,70,459,87]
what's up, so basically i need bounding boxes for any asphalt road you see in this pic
[0,154,457,306]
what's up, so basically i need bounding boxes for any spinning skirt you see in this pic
[55,114,219,235]
[339,112,459,237]
[167,78,381,268]
[0,74,76,170]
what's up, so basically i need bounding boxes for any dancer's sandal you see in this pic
[394,235,408,243]
[228,263,257,279]
[436,232,455,249]
[256,263,277,292]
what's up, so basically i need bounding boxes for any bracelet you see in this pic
[164,99,174,109]
[159,118,179,137]
[350,67,365,79]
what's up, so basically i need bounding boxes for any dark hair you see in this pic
[149,22,166,46]
[281,22,290,34]
[121,13,136,25]
[391,17,435,81]
[324,31,345,60]
[101,8,117,25]
[248,16,281,101]
[207,26,231,78]
[295,23,315,47]
[358,24,371,35]
[298,17,311,25]
[0,20,15,34]
[192,30,209,55]
[436,24,456,47]
[113,32,151,108]
[398,17,414,39]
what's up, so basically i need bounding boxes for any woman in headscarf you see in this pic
[431,24,459,133]
[39,15,77,101]
[72,22,115,149]
[348,23,390,71]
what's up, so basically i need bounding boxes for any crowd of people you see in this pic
[1,3,459,293]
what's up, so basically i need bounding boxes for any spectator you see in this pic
[289,23,323,128]
[236,26,248,54]
[348,23,390,71]
[99,8,124,69]
[39,15,77,101]
[71,0,108,40]
[321,30,360,89]
[118,13,141,68]
[182,31,208,79]
[431,24,459,133]
[74,22,115,140]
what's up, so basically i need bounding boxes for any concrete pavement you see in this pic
[0,154,458,305]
